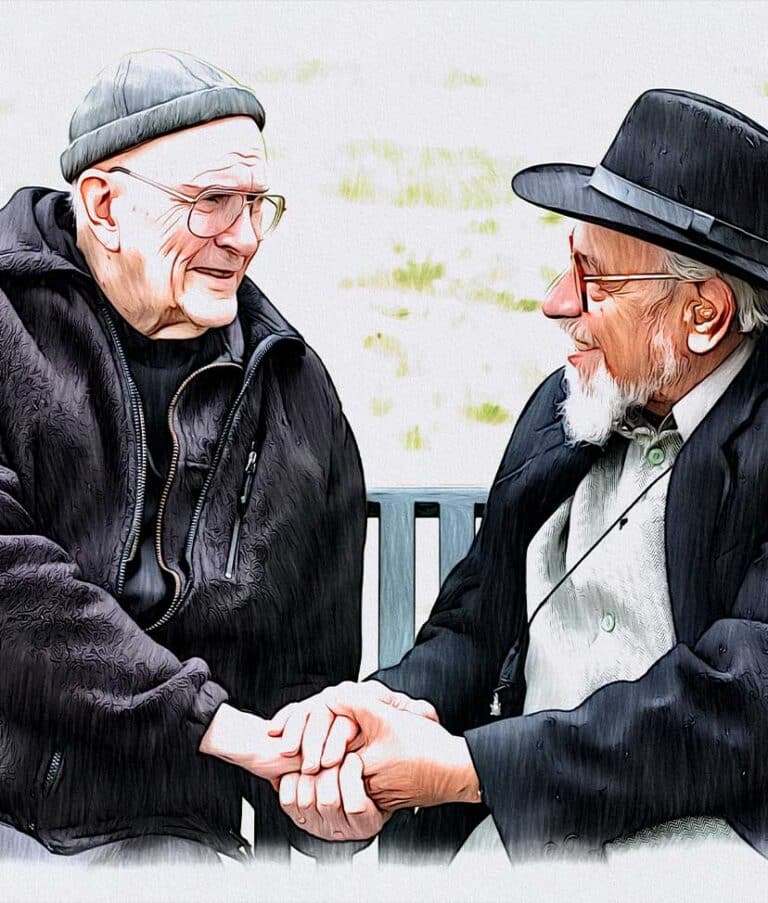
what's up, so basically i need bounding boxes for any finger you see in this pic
[279,772,301,823]
[320,715,359,768]
[296,774,316,821]
[300,705,334,774]
[338,752,369,816]
[267,702,296,736]
[324,695,393,740]
[279,708,310,757]
[340,754,390,839]
[376,685,439,723]
[316,766,348,838]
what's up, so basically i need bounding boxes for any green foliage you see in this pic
[539,211,564,226]
[370,398,393,416]
[341,255,444,294]
[446,70,487,89]
[335,141,519,210]
[402,425,429,450]
[469,287,539,312]
[245,59,331,84]
[469,218,499,234]
[363,332,409,377]
[296,59,329,83]
[363,332,402,355]
[378,306,411,319]
[464,402,511,425]
[540,265,560,287]
[337,171,376,203]
[392,258,445,292]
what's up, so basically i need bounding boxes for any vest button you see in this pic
[600,611,616,632]
[647,447,665,466]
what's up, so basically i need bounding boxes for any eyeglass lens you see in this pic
[568,235,588,312]
[188,193,281,239]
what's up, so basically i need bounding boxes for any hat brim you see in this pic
[512,163,768,289]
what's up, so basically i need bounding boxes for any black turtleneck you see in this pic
[112,312,229,621]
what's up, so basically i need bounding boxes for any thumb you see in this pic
[324,693,393,743]
[371,683,439,723]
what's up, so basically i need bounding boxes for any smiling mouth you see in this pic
[192,267,238,279]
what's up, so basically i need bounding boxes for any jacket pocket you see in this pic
[225,441,258,580]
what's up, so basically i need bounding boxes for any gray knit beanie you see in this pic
[60,49,265,183]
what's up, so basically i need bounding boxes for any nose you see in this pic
[542,270,583,319]
[214,204,261,255]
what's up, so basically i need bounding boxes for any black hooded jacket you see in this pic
[0,187,365,855]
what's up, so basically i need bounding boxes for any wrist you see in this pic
[444,737,482,805]
[199,703,264,765]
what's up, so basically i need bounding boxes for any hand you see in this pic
[278,753,391,841]
[315,694,481,811]
[267,680,439,775]
[199,703,302,781]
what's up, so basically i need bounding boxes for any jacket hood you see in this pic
[0,186,303,349]
[0,187,89,277]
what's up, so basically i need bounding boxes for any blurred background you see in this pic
[4,0,768,488]
[3,0,768,673]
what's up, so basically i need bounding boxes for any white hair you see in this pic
[67,183,82,229]
[661,249,768,334]
[557,317,689,446]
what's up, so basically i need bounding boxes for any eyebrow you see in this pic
[178,179,270,195]
[180,157,269,194]
[575,250,602,272]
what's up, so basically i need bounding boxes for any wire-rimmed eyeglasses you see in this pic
[107,166,286,240]
[565,233,696,312]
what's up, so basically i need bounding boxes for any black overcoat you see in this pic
[378,336,768,860]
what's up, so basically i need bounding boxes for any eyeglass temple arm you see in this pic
[106,166,194,204]
[582,273,689,282]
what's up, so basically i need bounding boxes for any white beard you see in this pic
[559,329,688,446]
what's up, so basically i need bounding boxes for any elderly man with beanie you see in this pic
[270,90,768,866]
[0,49,368,864]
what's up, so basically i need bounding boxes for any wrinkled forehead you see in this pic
[115,116,267,190]
[573,222,666,272]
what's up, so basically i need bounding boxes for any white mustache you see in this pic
[559,320,597,348]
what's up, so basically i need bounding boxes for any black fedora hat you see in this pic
[512,89,768,288]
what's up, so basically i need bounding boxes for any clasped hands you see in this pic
[200,681,481,842]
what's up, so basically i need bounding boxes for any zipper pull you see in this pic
[226,442,258,580]
[490,685,505,718]
[237,443,258,516]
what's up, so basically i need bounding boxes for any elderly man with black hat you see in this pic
[0,49,378,864]
[269,89,768,864]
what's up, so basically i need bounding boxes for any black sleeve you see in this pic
[0,437,228,793]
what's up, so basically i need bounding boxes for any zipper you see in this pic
[154,361,243,603]
[42,751,63,797]
[224,440,258,579]
[147,334,301,632]
[98,306,148,593]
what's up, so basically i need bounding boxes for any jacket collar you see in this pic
[666,332,768,642]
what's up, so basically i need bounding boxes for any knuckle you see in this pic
[317,799,340,816]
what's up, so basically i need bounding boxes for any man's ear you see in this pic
[684,277,736,355]
[76,170,120,252]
